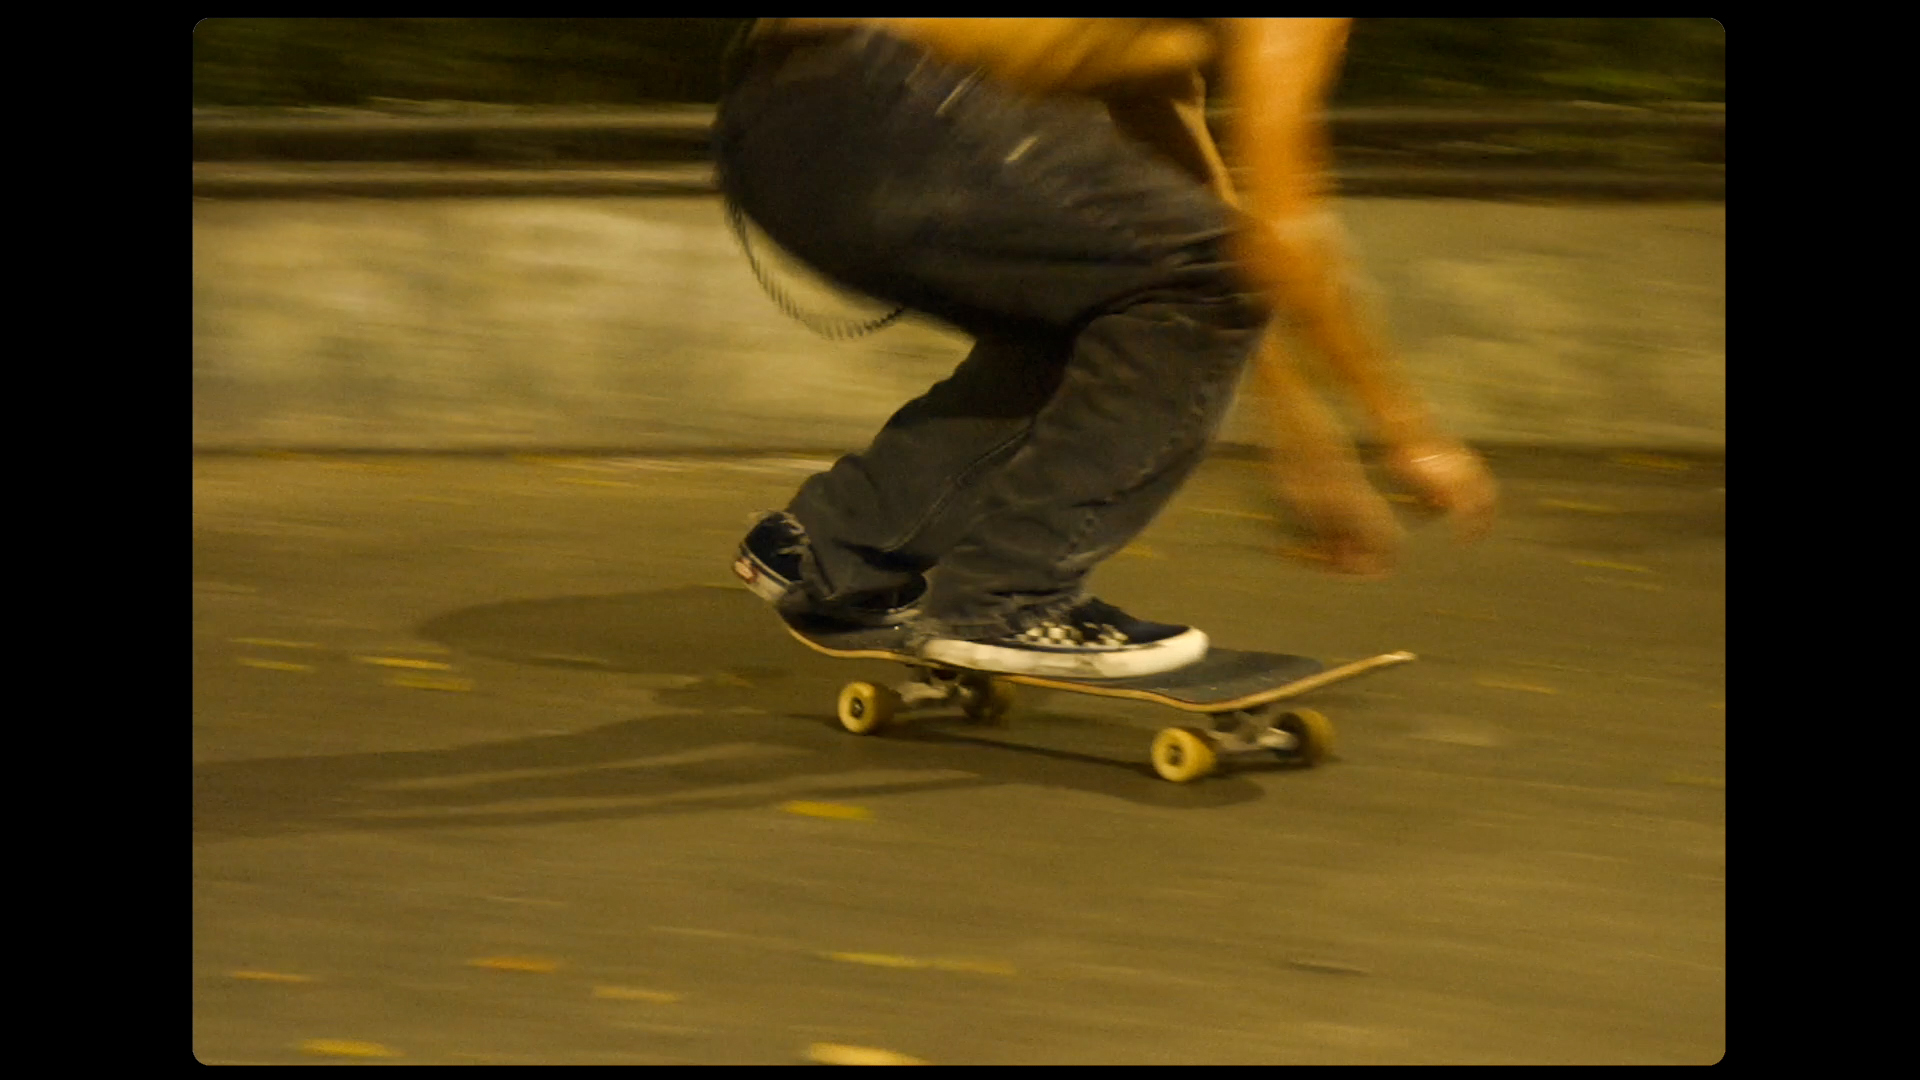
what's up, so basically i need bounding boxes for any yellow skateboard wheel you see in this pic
[1151,727,1218,783]
[962,680,1016,725]
[837,682,898,735]
[1276,708,1335,765]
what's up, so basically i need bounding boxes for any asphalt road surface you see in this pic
[193,448,1725,1064]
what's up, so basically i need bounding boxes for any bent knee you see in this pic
[1136,234,1272,331]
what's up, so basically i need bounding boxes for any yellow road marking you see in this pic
[356,656,453,670]
[230,970,312,983]
[237,658,313,673]
[824,952,1016,975]
[229,638,317,649]
[807,1044,929,1066]
[593,986,681,1003]
[300,1040,399,1058]
[1538,499,1622,513]
[1572,559,1653,573]
[826,952,928,969]
[471,956,560,973]
[781,801,871,820]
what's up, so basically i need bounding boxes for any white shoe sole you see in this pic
[736,552,921,626]
[920,627,1209,679]
[733,553,789,605]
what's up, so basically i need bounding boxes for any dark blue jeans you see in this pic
[715,30,1268,638]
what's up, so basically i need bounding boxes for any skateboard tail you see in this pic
[1256,650,1416,703]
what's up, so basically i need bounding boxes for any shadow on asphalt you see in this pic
[194,587,1292,844]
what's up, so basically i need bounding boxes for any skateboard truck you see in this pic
[874,666,1016,724]
[834,668,1354,783]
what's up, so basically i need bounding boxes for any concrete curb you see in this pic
[192,163,718,199]
[193,182,1723,455]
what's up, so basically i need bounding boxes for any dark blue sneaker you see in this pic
[917,597,1207,678]
[732,511,924,627]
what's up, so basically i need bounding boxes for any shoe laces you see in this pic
[1023,594,1102,627]
[749,510,810,558]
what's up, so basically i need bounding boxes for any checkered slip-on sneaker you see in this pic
[917,597,1207,678]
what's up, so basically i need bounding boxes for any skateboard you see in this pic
[782,613,1415,783]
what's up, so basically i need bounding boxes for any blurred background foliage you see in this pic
[192,18,1724,108]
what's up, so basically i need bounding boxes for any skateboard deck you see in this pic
[782,613,1415,783]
